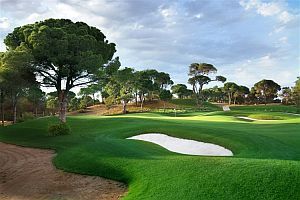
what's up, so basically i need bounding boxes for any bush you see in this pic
[17,112,35,123]
[48,123,71,136]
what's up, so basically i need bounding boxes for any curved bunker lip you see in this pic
[127,133,233,156]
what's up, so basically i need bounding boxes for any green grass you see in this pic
[170,99,221,111]
[0,110,300,199]
[230,104,299,113]
[247,114,284,120]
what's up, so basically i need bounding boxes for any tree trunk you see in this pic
[58,90,68,123]
[234,96,236,105]
[0,90,4,126]
[197,85,204,107]
[122,100,127,114]
[140,94,144,111]
[135,92,138,106]
[228,93,231,105]
[163,102,166,113]
[93,93,95,105]
[12,98,17,124]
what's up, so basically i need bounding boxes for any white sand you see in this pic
[127,133,233,156]
[222,105,231,111]
[237,116,258,121]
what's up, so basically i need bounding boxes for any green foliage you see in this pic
[292,77,300,112]
[171,84,192,99]
[188,63,226,105]
[4,18,116,122]
[253,79,281,104]
[17,112,35,123]
[79,96,93,109]
[46,97,58,115]
[48,123,71,136]
[223,82,239,105]
[68,97,80,111]
[159,89,172,101]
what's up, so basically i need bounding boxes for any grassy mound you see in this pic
[0,111,299,199]
[230,104,298,113]
[248,114,284,120]
[170,99,221,111]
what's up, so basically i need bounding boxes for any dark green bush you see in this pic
[48,123,71,136]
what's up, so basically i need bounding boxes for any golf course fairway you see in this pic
[0,109,299,199]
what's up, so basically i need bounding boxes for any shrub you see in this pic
[17,112,35,123]
[48,123,71,136]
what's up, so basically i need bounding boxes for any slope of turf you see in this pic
[0,111,299,199]
[230,104,299,113]
[170,99,221,111]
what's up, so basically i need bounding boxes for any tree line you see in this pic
[0,18,299,125]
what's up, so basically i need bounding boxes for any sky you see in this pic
[0,0,299,92]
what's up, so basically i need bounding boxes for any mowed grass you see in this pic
[230,104,299,113]
[0,108,300,199]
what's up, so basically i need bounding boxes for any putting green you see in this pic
[0,110,299,199]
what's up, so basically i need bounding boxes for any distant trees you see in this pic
[159,89,173,112]
[25,86,46,116]
[105,67,135,114]
[280,87,293,105]
[103,67,173,113]
[0,50,36,123]
[292,77,300,112]
[4,18,116,123]
[171,84,193,99]
[223,82,239,105]
[252,79,281,105]
[233,86,250,105]
[188,63,226,105]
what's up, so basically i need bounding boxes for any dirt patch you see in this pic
[0,142,127,200]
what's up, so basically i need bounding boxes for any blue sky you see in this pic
[0,0,299,91]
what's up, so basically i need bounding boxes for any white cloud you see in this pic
[194,13,203,19]
[278,11,293,24]
[0,17,10,29]
[240,0,281,16]
[278,36,288,44]
[239,0,296,25]
[158,5,178,26]
[256,2,281,16]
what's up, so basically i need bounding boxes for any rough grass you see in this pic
[0,110,299,200]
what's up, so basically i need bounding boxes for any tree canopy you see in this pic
[4,18,116,122]
[188,63,226,105]
[253,79,281,105]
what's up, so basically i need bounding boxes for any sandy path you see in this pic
[0,142,127,200]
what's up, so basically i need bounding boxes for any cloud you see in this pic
[0,17,10,29]
[239,0,281,16]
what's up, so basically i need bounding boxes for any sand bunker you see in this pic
[0,142,126,200]
[236,116,258,121]
[127,133,233,156]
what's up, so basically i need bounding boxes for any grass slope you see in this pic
[0,110,299,199]
[230,104,299,113]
